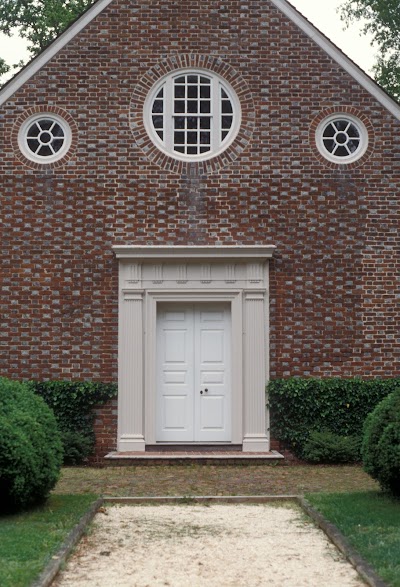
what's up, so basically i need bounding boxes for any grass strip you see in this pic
[306,491,400,587]
[0,493,97,587]
[54,464,379,496]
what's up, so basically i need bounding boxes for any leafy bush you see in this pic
[303,429,361,463]
[0,377,63,512]
[362,387,400,496]
[28,380,117,465]
[268,377,399,460]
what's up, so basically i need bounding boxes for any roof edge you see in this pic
[272,0,400,121]
[0,0,113,107]
[1,0,400,121]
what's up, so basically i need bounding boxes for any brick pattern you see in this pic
[1,0,399,460]
[130,53,255,175]
[308,106,375,170]
[92,399,118,463]
[11,106,79,170]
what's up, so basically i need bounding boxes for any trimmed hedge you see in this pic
[268,377,400,460]
[28,380,117,465]
[0,378,63,512]
[303,429,361,463]
[362,387,400,495]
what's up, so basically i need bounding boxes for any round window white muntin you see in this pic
[316,114,368,164]
[18,113,72,164]
[143,68,241,162]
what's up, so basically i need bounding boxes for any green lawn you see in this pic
[307,491,400,587]
[0,494,97,587]
[54,464,379,496]
[1,468,398,587]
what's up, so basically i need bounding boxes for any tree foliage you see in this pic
[0,0,94,77]
[362,387,400,496]
[340,0,400,100]
[0,377,63,512]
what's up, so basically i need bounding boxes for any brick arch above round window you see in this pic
[309,107,375,170]
[12,106,78,170]
[130,54,255,175]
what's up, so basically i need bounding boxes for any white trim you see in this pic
[271,0,400,121]
[1,0,399,121]
[146,293,242,445]
[0,0,113,106]
[115,247,274,453]
[315,113,368,164]
[113,245,276,260]
[18,112,72,164]
[143,68,241,162]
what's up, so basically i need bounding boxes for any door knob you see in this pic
[200,389,209,395]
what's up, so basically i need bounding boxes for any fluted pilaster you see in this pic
[118,291,145,451]
[243,292,269,452]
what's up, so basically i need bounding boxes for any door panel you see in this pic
[156,303,231,442]
[157,307,194,441]
[199,395,225,430]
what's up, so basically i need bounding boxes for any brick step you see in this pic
[104,450,285,466]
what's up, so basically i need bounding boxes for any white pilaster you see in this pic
[118,290,145,451]
[114,246,275,454]
[242,291,269,452]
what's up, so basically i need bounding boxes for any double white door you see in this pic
[156,303,231,442]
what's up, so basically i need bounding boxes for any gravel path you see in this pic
[53,503,364,587]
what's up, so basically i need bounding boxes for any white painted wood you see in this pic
[156,303,231,442]
[117,291,145,451]
[116,247,274,453]
[156,306,194,441]
[195,305,231,441]
[114,245,276,260]
[242,292,269,452]
[144,290,243,446]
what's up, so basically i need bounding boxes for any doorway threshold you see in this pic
[104,449,284,465]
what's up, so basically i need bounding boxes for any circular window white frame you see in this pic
[18,113,72,164]
[316,113,368,164]
[143,68,242,163]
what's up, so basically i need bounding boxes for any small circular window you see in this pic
[144,69,241,162]
[316,114,368,164]
[18,114,72,163]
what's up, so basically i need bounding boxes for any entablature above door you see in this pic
[113,245,276,291]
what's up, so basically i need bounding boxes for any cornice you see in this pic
[112,245,276,260]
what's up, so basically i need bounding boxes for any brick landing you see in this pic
[104,450,284,465]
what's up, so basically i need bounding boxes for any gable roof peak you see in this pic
[0,0,399,120]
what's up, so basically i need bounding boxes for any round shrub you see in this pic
[362,387,400,496]
[303,429,361,464]
[0,378,63,512]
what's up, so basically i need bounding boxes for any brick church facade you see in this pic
[1,0,398,459]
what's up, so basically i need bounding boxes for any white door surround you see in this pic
[113,245,276,453]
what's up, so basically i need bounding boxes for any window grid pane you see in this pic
[171,74,213,155]
[149,72,237,158]
[25,119,66,157]
[152,87,165,143]
[322,120,361,158]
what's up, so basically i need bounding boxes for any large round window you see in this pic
[316,114,368,164]
[144,69,241,162]
[18,114,72,163]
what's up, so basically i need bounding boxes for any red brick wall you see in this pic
[1,0,399,459]
[92,399,118,463]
